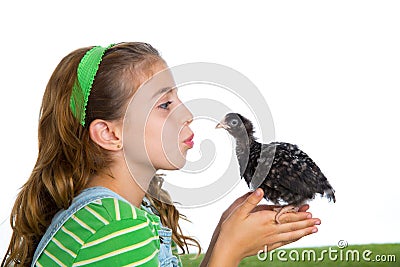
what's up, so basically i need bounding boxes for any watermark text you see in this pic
[257,240,397,263]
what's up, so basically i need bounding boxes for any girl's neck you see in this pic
[87,158,156,208]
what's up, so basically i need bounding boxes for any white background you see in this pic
[1,0,399,255]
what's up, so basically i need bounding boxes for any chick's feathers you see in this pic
[217,113,336,207]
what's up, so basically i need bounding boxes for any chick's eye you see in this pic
[230,119,239,126]
[158,101,172,110]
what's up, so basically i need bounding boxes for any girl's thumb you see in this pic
[238,188,264,216]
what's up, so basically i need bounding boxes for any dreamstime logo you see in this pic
[122,62,275,208]
[257,240,397,263]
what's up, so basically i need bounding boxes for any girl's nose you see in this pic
[185,117,193,125]
[179,103,193,125]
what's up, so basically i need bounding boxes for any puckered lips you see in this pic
[183,133,194,148]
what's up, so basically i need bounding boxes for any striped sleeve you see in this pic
[36,198,161,267]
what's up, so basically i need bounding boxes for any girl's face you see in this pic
[123,62,194,175]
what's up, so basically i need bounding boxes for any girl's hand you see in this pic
[208,188,320,266]
[219,191,252,224]
[219,191,310,223]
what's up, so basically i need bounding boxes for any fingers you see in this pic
[256,208,320,253]
[267,238,300,251]
[252,204,310,215]
[279,217,320,233]
[270,224,318,246]
[220,191,255,224]
[233,192,253,206]
[251,204,281,213]
[298,204,310,212]
[259,223,317,253]
[276,211,313,224]
[237,188,264,217]
[267,241,290,251]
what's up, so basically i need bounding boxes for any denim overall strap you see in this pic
[31,187,126,266]
[142,197,180,267]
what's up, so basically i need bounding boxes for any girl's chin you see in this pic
[169,160,186,170]
[158,149,188,170]
[172,159,187,170]
[159,158,187,170]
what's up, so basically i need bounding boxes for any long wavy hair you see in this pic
[2,42,200,266]
[146,175,201,254]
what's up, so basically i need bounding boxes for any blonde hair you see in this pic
[2,42,200,266]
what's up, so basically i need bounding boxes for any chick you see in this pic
[216,113,335,223]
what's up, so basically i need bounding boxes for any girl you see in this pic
[2,42,320,266]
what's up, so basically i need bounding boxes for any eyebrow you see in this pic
[152,86,176,99]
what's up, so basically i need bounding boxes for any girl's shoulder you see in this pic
[36,197,162,266]
[83,197,161,224]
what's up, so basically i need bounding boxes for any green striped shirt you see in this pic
[36,198,182,266]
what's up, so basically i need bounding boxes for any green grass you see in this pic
[180,243,399,267]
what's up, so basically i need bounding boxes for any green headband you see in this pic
[70,44,114,126]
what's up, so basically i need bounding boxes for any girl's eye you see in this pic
[158,101,172,110]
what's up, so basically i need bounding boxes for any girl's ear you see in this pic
[89,119,123,151]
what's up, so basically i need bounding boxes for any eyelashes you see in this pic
[158,101,173,110]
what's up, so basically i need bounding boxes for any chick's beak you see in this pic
[215,121,230,129]
[215,123,223,129]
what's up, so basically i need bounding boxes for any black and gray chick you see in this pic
[216,113,336,223]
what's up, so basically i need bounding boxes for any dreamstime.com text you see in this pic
[257,240,396,263]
